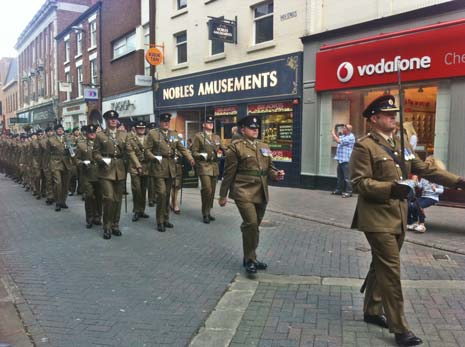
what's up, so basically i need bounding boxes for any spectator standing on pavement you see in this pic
[191,115,225,224]
[403,121,418,150]
[93,110,128,240]
[408,156,446,233]
[331,124,355,198]
[231,126,243,141]
[219,115,285,274]
[145,113,194,232]
[350,94,465,347]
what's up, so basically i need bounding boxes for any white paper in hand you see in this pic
[83,160,91,166]
[102,158,111,165]
[200,153,208,160]
[155,155,163,162]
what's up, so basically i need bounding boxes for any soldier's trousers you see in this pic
[131,174,148,214]
[364,231,409,334]
[199,175,217,217]
[68,166,78,193]
[235,200,267,262]
[83,179,102,223]
[153,177,173,224]
[148,176,156,203]
[100,179,125,230]
[52,169,70,205]
[44,168,54,201]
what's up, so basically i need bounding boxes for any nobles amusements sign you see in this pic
[315,22,465,91]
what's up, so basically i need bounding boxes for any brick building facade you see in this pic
[56,2,102,128]
[15,0,96,130]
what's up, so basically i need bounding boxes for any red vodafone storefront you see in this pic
[300,11,465,204]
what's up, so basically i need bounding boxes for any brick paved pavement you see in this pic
[1,176,465,347]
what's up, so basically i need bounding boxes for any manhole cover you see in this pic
[260,220,276,228]
[433,254,450,261]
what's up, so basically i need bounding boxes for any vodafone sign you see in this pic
[315,22,465,91]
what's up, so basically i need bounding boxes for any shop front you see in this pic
[61,102,87,131]
[30,102,57,130]
[155,52,303,185]
[102,88,153,129]
[302,12,465,204]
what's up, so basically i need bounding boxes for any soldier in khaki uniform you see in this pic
[191,115,225,223]
[219,115,285,274]
[350,94,465,347]
[146,122,157,207]
[93,110,128,239]
[41,127,55,205]
[75,125,102,228]
[126,120,150,222]
[47,124,74,211]
[145,113,194,232]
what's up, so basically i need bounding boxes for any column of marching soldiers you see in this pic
[0,110,226,239]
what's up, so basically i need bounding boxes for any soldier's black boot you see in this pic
[208,215,216,221]
[103,229,111,239]
[86,220,93,229]
[140,212,149,218]
[55,204,61,212]
[157,223,165,232]
[203,216,210,224]
[244,260,257,274]
[112,226,122,236]
[395,331,422,346]
[363,314,388,328]
[132,213,139,222]
[164,222,174,228]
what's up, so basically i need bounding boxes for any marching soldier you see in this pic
[93,110,128,239]
[126,120,150,222]
[191,114,225,223]
[30,132,42,199]
[41,127,55,205]
[145,113,194,232]
[75,125,102,228]
[350,94,465,346]
[147,122,157,207]
[219,115,285,274]
[47,124,74,211]
[68,126,82,196]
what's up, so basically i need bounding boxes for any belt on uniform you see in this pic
[237,169,268,177]
[162,155,175,159]
[101,154,123,158]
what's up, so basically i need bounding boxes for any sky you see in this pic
[0,0,46,57]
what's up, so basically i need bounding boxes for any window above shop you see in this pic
[175,31,187,64]
[253,1,273,44]
[112,32,136,60]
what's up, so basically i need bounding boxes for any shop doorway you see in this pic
[185,120,200,145]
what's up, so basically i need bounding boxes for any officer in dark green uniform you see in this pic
[350,94,465,346]
[219,115,285,274]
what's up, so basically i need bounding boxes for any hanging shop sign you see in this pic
[146,47,164,66]
[214,106,237,116]
[84,87,99,100]
[208,17,237,44]
[315,22,465,91]
[156,52,301,109]
[248,102,293,114]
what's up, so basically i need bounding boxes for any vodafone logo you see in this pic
[336,62,354,83]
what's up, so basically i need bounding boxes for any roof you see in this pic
[3,59,18,87]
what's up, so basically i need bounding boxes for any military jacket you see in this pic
[191,131,224,176]
[47,135,74,171]
[31,139,41,169]
[92,129,127,181]
[126,133,149,176]
[75,140,98,182]
[220,139,278,204]
[145,128,193,178]
[350,131,461,234]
